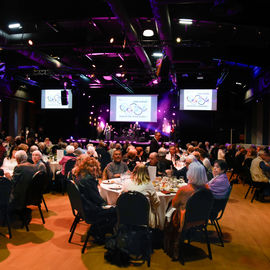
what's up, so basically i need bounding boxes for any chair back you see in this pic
[25,170,47,205]
[209,186,232,220]
[0,177,12,207]
[65,158,76,177]
[116,191,149,226]
[66,180,87,221]
[184,188,214,227]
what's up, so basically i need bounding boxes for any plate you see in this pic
[102,180,114,184]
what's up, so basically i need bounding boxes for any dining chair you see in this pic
[177,189,214,265]
[66,180,98,254]
[0,177,12,238]
[114,191,152,267]
[209,186,232,246]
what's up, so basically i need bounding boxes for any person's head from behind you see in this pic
[158,147,167,160]
[258,150,270,163]
[127,148,137,160]
[30,145,38,154]
[0,168,4,177]
[213,160,228,177]
[136,147,143,156]
[132,163,150,185]
[32,150,42,164]
[18,143,29,152]
[185,155,196,170]
[154,132,161,141]
[15,150,27,164]
[73,155,101,178]
[66,145,75,154]
[192,151,201,161]
[113,149,122,163]
[186,161,208,185]
[149,152,158,166]
[187,145,194,154]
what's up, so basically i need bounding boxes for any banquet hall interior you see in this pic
[0,0,270,269]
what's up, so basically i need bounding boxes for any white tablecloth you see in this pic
[49,161,62,180]
[99,179,187,230]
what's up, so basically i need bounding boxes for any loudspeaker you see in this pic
[61,90,68,105]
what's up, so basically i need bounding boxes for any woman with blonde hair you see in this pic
[72,155,116,243]
[121,163,160,228]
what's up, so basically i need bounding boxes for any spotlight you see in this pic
[143,29,154,37]
[109,37,114,43]
[8,23,22,29]
[119,64,123,68]
[92,64,96,68]
[28,40,34,46]
[179,19,193,25]
[176,37,181,43]
[152,52,163,57]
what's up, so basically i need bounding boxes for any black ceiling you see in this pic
[0,0,269,95]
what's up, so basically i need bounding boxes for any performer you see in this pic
[104,123,111,141]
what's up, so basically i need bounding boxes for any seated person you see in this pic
[156,147,176,176]
[27,145,39,164]
[7,150,37,211]
[106,150,128,179]
[135,146,147,162]
[164,161,209,260]
[59,145,76,176]
[165,145,180,166]
[121,163,160,228]
[250,149,270,199]
[125,148,137,172]
[1,148,18,172]
[32,150,47,172]
[207,160,230,199]
[72,155,116,243]
[174,155,195,182]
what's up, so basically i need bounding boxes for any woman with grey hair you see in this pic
[164,161,209,260]
[32,150,46,172]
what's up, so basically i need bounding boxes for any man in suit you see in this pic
[6,150,37,210]
[149,132,161,154]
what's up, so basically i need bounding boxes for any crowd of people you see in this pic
[0,129,270,259]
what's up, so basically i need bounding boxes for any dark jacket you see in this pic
[149,138,160,154]
[10,162,38,210]
[76,174,106,221]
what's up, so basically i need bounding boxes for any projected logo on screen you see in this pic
[115,96,152,121]
[186,95,209,106]
[47,94,62,104]
[120,103,147,115]
[182,89,215,111]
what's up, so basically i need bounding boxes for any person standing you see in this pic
[149,132,161,154]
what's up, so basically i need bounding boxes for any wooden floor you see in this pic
[1,183,270,270]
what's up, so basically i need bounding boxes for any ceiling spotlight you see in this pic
[28,40,34,46]
[116,73,122,77]
[92,64,96,68]
[119,64,123,68]
[109,37,114,43]
[103,75,112,81]
[143,29,154,37]
[179,19,193,25]
[8,23,22,29]
[176,37,181,43]
[152,52,163,58]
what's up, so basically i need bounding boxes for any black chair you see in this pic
[209,186,232,246]
[178,189,214,265]
[66,180,97,254]
[59,158,76,194]
[250,181,269,203]
[25,170,48,225]
[243,169,255,199]
[115,191,152,267]
[0,177,12,238]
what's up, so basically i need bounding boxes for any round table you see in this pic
[99,179,187,230]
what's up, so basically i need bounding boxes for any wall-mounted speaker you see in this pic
[61,90,68,105]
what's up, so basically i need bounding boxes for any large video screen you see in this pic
[41,89,73,109]
[110,95,158,122]
[180,89,217,111]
